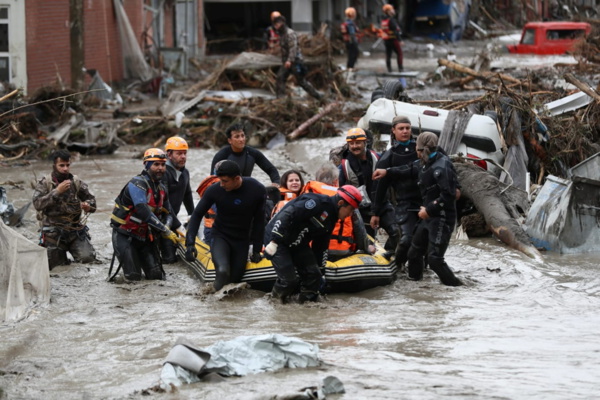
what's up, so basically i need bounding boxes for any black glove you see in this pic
[249,252,262,263]
[185,246,198,262]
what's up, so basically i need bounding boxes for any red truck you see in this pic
[507,21,591,55]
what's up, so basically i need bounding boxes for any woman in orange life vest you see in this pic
[270,170,305,218]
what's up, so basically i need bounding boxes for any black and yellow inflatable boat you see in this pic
[176,235,398,293]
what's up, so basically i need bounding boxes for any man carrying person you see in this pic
[160,136,194,263]
[185,161,266,291]
[110,148,179,281]
[272,15,323,101]
[264,184,362,303]
[339,127,399,254]
[33,149,97,269]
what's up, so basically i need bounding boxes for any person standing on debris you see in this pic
[264,185,362,303]
[339,128,399,254]
[185,161,266,291]
[381,4,404,72]
[272,15,324,101]
[341,7,359,69]
[402,132,462,286]
[33,149,97,269]
[265,11,282,53]
[110,148,179,281]
[159,136,194,264]
[211,123,280,186]
[372,116,420,267]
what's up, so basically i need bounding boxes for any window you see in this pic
[522,29,535,45]
[0,6,9,82]
[546,29,586,41]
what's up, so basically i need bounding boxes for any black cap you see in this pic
[216,160,241,177]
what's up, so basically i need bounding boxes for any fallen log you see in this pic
[438,58,521,85]
[454,162,543,262]
[288,102,340,140]
[564,73,600,103]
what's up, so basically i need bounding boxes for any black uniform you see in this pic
[407,150,462,286]
[339,151,399,249]
[264,193,339,302]
[160,160,194,263]
[186,177,266,291]
[373,139,421,265]
[210,146,280,184]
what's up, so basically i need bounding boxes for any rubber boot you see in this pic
[430,262,462,287]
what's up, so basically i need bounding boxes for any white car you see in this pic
[357,97,505,175]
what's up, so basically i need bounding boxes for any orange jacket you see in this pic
[301,181,355,256]
[196,175,219,228]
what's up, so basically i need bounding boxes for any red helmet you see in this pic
[337,185,362,209]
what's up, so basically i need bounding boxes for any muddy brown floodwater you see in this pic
[2,46,599,400]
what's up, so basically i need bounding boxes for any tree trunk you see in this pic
[454,162,542,261]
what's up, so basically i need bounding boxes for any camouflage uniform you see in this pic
[32,173,97,269]
[276,25,322,100]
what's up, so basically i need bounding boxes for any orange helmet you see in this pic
[345,7,356,18]
[346,127,367,142]
[165,136,189,151]
[338,185,363,209]
[143,148,167,163]
[271,11,281,21]
[383,4,394,13]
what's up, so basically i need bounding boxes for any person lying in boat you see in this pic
[264,185,363,303]
[302,163,374,259]
[185,161,266,291]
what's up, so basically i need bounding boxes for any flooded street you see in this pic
[2,47,600,399]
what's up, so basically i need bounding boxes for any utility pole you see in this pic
[70,0,84,90]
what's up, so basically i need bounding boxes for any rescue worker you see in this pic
[400,132,463,286]
[265,11,282,53]
[339,128,399,253]
[303,163,373,259]
[110,148,179,281]
[372,115,420,267]
[272,15,324,101]
[264,185,362,303]
[33,149,97,269]
[185,161,266,291]
[340,7,359,69]
[160,136,194,263]
[381,4,404,72]
[211,123,280,186]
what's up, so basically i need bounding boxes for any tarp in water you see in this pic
[0,220,50,322]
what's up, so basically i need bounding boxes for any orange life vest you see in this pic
[301,181,355,255]
[271,188,298,219]
[196,175,219,228]
[380,18,394,40]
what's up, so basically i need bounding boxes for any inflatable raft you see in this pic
[176,235,398,293]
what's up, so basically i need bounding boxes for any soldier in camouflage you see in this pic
[32,149,97,269]
[272,15,323,101]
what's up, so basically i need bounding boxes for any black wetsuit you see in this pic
[160,160,194,263]
[264,192,339,301]
[373,139,421,264]
[186,177,266,290]
[340,151,399,249]
[210,146,280,184]
[406,150,462,286]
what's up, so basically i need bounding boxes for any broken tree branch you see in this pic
[438,58,521,85]
[287,102,340,140]
[564,73,600,103]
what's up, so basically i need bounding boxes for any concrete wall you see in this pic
[6,0,27,90]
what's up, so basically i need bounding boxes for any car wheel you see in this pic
[382,79,404,100]
[371,87,384,103]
